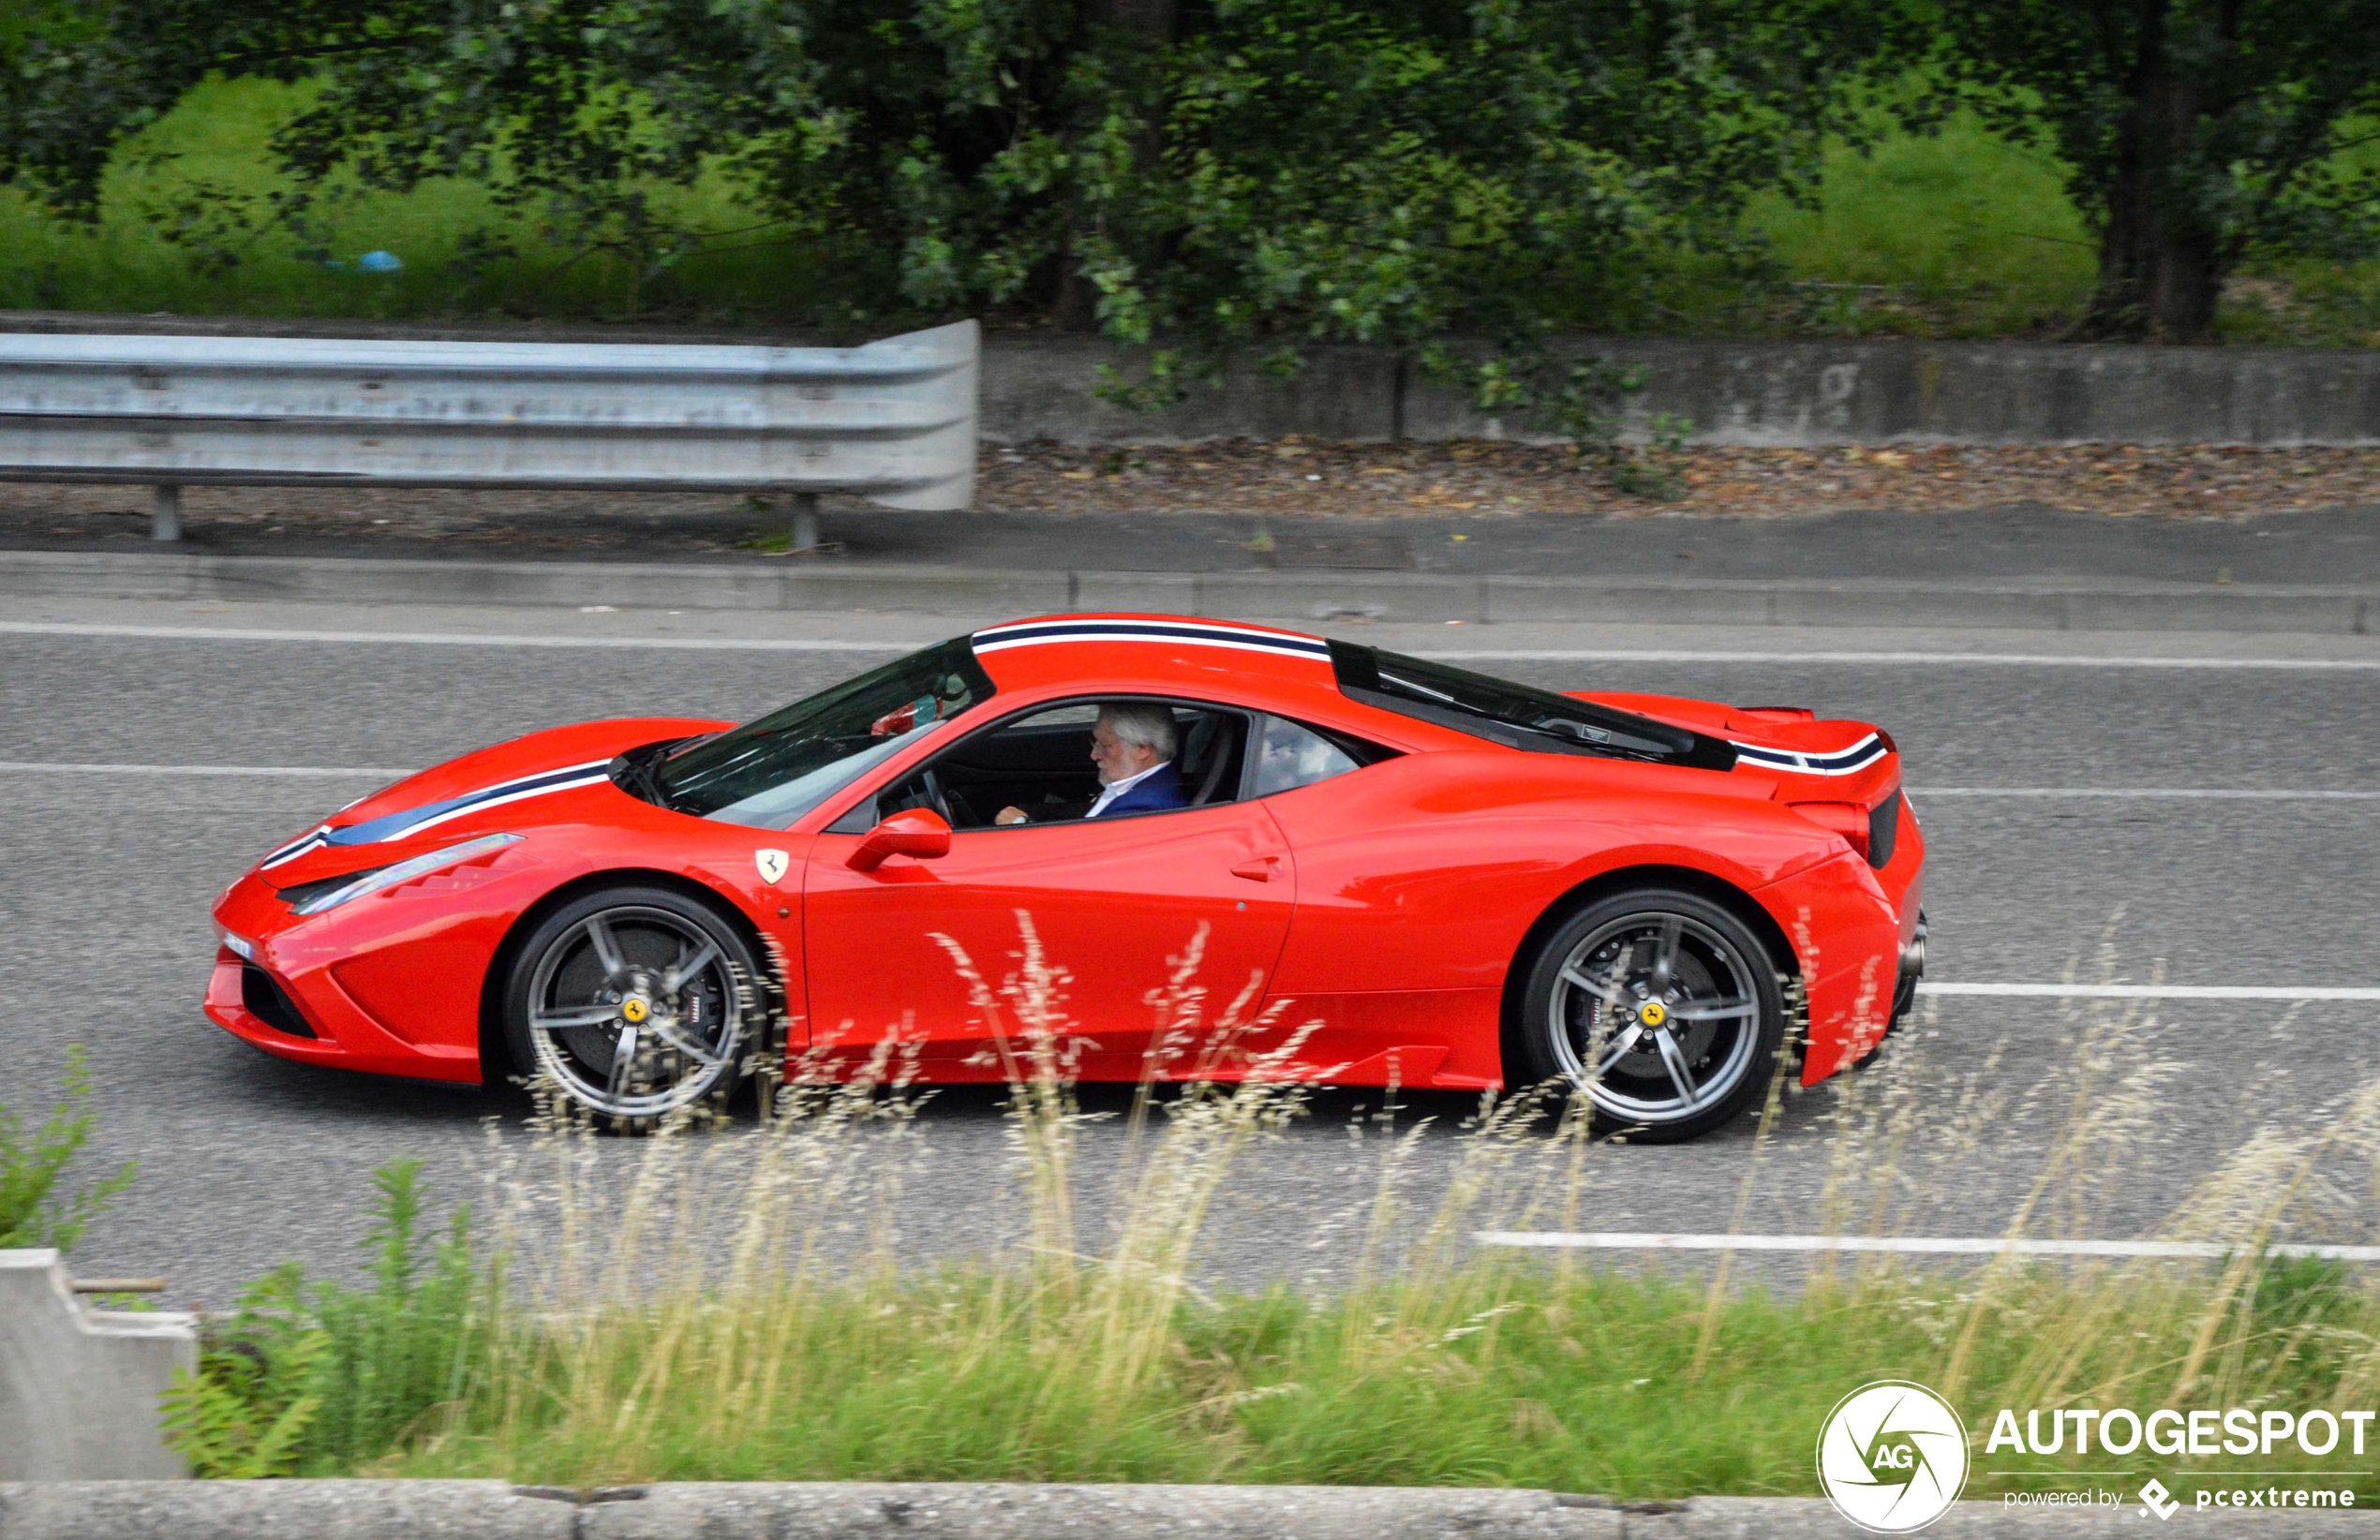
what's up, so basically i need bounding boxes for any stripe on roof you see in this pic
[973,619,1331,659]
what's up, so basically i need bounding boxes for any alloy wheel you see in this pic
[1546,908,1764,1127]
[521,901,750,1123]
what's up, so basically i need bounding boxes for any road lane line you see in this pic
[1430,649,2380,668]
[1,620,2376,668]
[0,621,921,651]
[1913,787,2380,799]
[0,762,409,777]
[12,761,2373,805]
[1920,984,2380,1001]
[1477,1232,2380,1261]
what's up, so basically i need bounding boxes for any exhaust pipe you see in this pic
[1899,911,1928,978]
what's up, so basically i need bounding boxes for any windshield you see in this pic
[651,637,995,828]
[1330,642,1734,770]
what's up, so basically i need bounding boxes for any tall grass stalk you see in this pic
[165,912,2380,1501]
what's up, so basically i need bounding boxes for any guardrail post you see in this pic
[791,492,822,553]
[150,485,181,542]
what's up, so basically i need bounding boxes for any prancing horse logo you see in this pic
[754,849,790,885]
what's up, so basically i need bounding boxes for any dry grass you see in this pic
[165,913,2380,1501]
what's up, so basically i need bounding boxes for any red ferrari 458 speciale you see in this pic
[209,615,1925,1140]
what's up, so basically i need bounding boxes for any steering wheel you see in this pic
[919,767,955,824]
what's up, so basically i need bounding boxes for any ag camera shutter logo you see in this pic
[1816,1381,1971,1533]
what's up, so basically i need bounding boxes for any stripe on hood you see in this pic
[315,760,613,851]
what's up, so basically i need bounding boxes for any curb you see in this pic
[2,1483,2365,1539]
[0,549,2371,633]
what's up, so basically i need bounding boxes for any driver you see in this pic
[996,703,1186,825]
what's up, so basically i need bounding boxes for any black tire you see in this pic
[1511,887,1788,1143]
[501,884,763,1134]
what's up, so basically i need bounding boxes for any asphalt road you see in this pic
[5,599,2378,1304]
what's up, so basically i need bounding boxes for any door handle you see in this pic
[1230,856,1283,882]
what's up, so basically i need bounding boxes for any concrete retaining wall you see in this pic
[0,1484,2367,1538]
[983,334,2380,448]
[8,310,2380,448]
[0,1251,196,1480]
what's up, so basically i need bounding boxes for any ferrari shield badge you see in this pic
[754,848,790,885]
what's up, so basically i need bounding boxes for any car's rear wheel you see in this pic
[1512,888,1787,1143]
[502,885,761,1133]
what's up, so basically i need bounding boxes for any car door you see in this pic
[801,700,1297,1077]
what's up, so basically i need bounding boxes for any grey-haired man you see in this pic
[995,703,1187,825]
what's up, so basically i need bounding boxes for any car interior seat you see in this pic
[1179,712,1240,806]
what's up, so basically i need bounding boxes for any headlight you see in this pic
[290,834,523,916]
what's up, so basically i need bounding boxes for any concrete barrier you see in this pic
[8,311,2380,448]
[578,1482,1620,1538]
[985,334,2380,448]
[0,1251,196,1479]
[0,1485,2370,1538]
[0,1481,571,1538]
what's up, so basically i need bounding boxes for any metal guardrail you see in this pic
[0,319,978,544]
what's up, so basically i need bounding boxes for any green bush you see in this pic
[0,1044,135,1251]
[162,1159,483,1478]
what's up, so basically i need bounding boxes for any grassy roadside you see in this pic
[157,927,2380,1501]
[10,80,2379,343]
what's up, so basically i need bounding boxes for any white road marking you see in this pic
[1920,983,2380,1001]
[1915,787,2380,799]
[0,619,2375,668]
[0,761,409,777]
[0,621,917,651]
[1432,649,2380,669]
[1478,1232,2380,1262]
[12,762,2373,812]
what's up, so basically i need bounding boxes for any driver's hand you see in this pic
[995,807,1027,826]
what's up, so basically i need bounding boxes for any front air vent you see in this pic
[1867,791,1901,870]
[275,868,381,911]
[241,965,318,1039]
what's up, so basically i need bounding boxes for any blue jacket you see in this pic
[1089,762,1187,819]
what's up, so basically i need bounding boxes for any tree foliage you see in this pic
[1915,0,2380,341]
[2,0,1884,366]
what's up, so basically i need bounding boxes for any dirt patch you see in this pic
[980,439,2380,519]
[3,440,2374,559]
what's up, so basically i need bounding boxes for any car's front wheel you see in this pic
[1512,888,1787,1143]
[502,885,762,1133]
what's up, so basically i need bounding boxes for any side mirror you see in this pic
[846,807,952,872]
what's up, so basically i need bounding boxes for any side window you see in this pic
[859,697,1252,830]
[1253,715,1376,797]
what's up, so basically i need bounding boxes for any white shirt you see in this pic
[1085,759,1171,819]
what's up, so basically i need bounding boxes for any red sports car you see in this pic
[208,615,1925,1141]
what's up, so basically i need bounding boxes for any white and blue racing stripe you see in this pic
[973,618,1331,660]
[317,759,613,849]
[1730,733,1887,777]
[260,823,334,869]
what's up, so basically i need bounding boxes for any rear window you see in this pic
[1330,642,1735,771]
